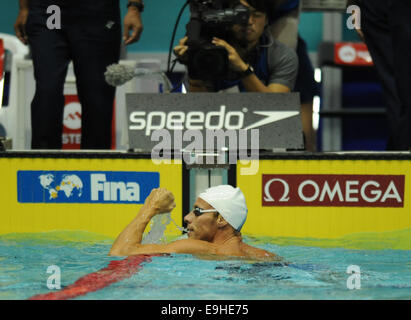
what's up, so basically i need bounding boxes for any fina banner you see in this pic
[0,156,183,238]
[17,171,159,204]
[126,93,304,151]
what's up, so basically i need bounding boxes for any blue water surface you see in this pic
[0,235,410,300]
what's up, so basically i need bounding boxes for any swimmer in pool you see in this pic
[109,185,281,261]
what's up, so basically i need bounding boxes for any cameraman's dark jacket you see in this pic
[212,31,298,92]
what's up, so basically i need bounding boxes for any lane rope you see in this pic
[28,254,160,300]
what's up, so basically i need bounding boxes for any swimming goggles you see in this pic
[193,207,218,216]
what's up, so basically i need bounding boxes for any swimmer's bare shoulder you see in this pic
[240,243,283,261]
[166,238,219,255]
[122,239,280,262]
[167,239,280,262]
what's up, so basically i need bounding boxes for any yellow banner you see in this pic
[0,157,183,239]
[238,159,411,239]
[2,155,410,247]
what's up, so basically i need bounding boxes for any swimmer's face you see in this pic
[183,198,219,242]
[232,0,267,45]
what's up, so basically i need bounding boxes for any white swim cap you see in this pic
[198,185,248,231]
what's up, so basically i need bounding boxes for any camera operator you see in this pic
[174,0,298,93]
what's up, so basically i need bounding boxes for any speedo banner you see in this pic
[126,93,304,151]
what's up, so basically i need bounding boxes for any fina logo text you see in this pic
[91,174,140,202]
[17,170,159,204]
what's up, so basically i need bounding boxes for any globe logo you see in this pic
[39,174,83,200]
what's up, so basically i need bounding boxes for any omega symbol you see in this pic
[264,178,290,202]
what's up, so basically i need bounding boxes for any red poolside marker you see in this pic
[29,254,160,300]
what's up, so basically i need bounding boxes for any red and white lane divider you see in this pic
[29,254,160,300]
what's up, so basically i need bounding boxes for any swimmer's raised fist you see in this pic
[144,188,176,215]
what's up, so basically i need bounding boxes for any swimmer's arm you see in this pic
[263,251,284,262]
[109,206,157,256]
[110,239,217,257]
[109,188,176,256]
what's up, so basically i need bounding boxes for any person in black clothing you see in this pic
[14,0,144,149]
[267,0,320,152]
[348,0,411,151]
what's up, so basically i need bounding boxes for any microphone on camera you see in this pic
[104,64,159,87]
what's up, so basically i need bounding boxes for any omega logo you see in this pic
[262,175,405,208]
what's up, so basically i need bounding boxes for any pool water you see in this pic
[0,231,410,300]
